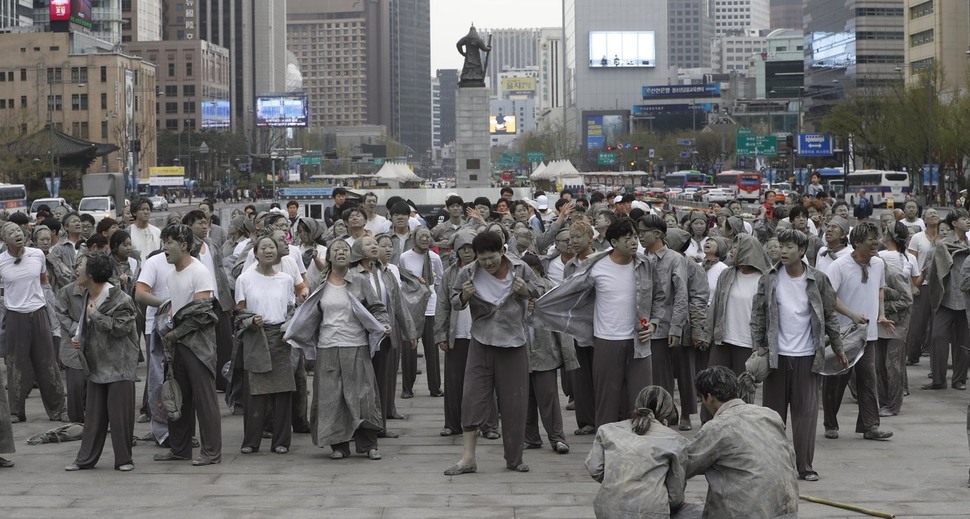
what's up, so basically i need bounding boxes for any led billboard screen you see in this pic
[255,95,309,127]
[589,31,656,68]
[201,101,231,129]
[489,115,517,135]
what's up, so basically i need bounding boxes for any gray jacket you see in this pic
[702,235,771,346]
[355,263,420,350]
[682,258,709,346]
[533,250,665,358]
[650,247,688,340]
[750,265,844,372]
[78,286,139,384]
[54,281,86,371]
[450,253,542,348]
[170,298,220,376]
[527,277,579,373]
[204,238,234,312]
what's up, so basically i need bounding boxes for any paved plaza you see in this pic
[1,360,969,518]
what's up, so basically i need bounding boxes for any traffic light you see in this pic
[606,146,614,151]
[786,134,794,148]
[633,145,641,151]
[629,161,636,169]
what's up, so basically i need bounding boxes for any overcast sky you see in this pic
[430,0,562,73]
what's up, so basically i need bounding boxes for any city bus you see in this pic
[714,170,762,202]
[0,183,28,214]
[664,170,709,189]
[844,170,909,207]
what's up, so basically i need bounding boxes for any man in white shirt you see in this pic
[398,226,444,398]
[822,222,894,441]
[815,216,853,275]
[901,199,926,233]
[0,222,66,423]
[361,192,388,236]
[151,225,222,466]
[129,198,161,257]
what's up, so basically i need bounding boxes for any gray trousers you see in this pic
[443,338,469,433]
[823,340,879,434]
[572,345,596,429]
[524,369,566,447]
[242,385,292,452]
[73,380,135,469]
[168,343,222,462]
[651,338,696,417]
[371,337,395,418]
[763,355,818,476]
[65,367,87,423]
[930,306,970,386]
[5,308,64,420]
[462,340,528,467]
[402,316,441,395]
[702,343,751,423]
[593,337,652,427]
[876,337,905,414]
[906,288,931,364]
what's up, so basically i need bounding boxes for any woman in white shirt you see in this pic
[684,211,710,264]
[876,221,919,417]
[235,235,296,455]
[702,237,730,305]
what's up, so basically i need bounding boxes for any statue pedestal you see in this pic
[455,86,491,188]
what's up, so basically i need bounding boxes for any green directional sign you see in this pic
[598,152,617,165]
[527,151,545,163]
[373,158,385,166]
[301,157,321,165]
[736,128,778,157]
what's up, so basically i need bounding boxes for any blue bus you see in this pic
[664,170,709,188]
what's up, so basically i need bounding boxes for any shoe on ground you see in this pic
[153,451,189,462]
[824,429,839,439]
[863,426,893,441]
[400,390,414,399]
[506,462,530,472]
[878,408,897,417]
[480,430,500,440]
[679,417,693,431]
[800,472,819,482]
[575,425,596,435]
[440,427,456,437]
[232,405,245,416]
[953,382,967,390]
[330,450,346,460]
[378,430,399,439]
[9,415,22,424]
[388,412,405,420]
[553,441,570,454]
[443,462,476,476]
[136,413,151,424]
[565,401,575,411]
[367,448,382,460]
[430,390,444,397]
[0,457,14,468]
[64,463,83,471]
[240,447,254,454]
[292,422,311,434]
[191,458,220,466]
[116,463,134,472]
[921,383,946,390]
[416,369,423,375]
[273,446,288,454]
[523,442,542,450]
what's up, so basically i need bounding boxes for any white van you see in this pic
[78,196,117,223]
[29,197,73,221]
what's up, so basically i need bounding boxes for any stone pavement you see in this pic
[1,359,968,518]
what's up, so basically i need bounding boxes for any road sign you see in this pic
[527,152,545,163]
[648,148,655,158]
[736,128,778,157]
[676,139,694,146]
[598,152,617,165]
[301,157,321,165]
[797,134,833,157]
[679,151,691,158]
[624,143,631,150]
[373,158,385,166]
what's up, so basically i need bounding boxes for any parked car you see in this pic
[148,195,169,212]
[78,196,117,224]
[703,188,734,204]
[29,197,73,221]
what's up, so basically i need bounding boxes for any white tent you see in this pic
[374,161,422,187]
[530,159,579,181]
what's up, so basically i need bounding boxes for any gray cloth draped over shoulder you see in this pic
[234,309,272,374]
[235,317,294,396]
[77,286,139,384]
[397,267,432,333]
[929,237,968,312]
[148,300,172,444]
[284,272,388,360]
[170,298,220,376]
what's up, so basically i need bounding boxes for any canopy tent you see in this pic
[529,159,579,181]
[374,161,422,187]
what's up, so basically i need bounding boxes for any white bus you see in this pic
[0,183,27,215]
[844,170,909,207]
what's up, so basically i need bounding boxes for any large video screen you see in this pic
[810,32,855,70]
[70,0,92,28]
[255,95,308,127]
[201,101,230,129]
[589,31,656,68]
[490,115,517,135]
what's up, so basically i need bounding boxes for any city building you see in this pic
[32,0,124,46]
[480,27,541,94]
[770,0,802,30]
[389,0,431,161]
[164,0,288,132]
[745,28,802,99]
[0,31,157,178]
[904,0,970,91]
[538,27,564,111]
[714,0,770,36]
[668,0,714,68]
[435,68,458,147]
[431,74,440,149]
[125,39,230,132]
[711,29,768,75]
[0,0,32,30]
[497,67,539,100]
[122,0,162,43]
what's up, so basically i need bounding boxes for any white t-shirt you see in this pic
[473,264,513,305]
[243,255,303,287]
[130,223,161,256]
[589,256,636,341]
[364,214,388,235]
[901,218,926,232]
[167,258,215,314]
[828,254,886,341]
[399,249,443,316]
[878,250,918,280]
[244,244,307,275]
[198,241,221,300]
[721,270,761,348]
[0,247,48,313]
[907,231,934,280]
[815,245,853,275]
[235,269,294,325]
[317,282,366,348]
[454,307,473,339]
[546,255,566,286]
[775,267,815,356]
[136,252,174,332]
[684,237,707,264]
[705,262,729,305]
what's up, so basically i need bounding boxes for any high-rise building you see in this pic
[389,0,431,160]
[31,0,123,45]
[164,0,288,132]
[0,0,32,30]
[714,0,770,35]
[286,0,390,129]
[668,0,714,68]
[480,28,541,93]
[435,69,458,147]
[712,30,768,75]
[904,0,970,91]
[122,0,162,43]
[538,27,564,111]
[770,0,802,30]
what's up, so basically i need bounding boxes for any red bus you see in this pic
[715,170,761,202]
